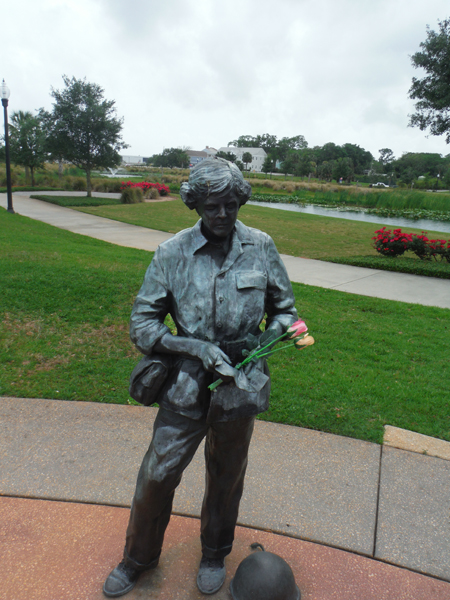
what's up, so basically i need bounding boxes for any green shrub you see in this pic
[330,255,450,279]
[72,177,87,191]
[120,187,144,204]
[147,186,160,200]
[93,181,108,193]
[106,179,123,193]
[91,178,123,194]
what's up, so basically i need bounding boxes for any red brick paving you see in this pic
[2,496,449,600]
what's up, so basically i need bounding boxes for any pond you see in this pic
[247,201,450,234]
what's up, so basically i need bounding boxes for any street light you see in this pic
[1,79,14,213]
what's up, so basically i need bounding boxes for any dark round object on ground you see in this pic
[230,550,300,600]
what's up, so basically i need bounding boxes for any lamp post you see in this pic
[1,79,14,214]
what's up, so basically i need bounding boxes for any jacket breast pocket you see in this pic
[236,271,267,291]
[235,271,267,320]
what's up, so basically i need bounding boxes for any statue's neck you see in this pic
[201,222,232,246]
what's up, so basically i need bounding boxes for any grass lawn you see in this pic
[1,209,449,445]
[76,199,450,279]
[30,194,122,207]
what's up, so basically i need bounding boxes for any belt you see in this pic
[216,339,248,366]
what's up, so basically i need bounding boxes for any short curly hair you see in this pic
[180,157,252,210]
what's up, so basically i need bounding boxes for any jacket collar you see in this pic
[190,219,254,255]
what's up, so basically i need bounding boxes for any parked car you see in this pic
[370,182,389,188]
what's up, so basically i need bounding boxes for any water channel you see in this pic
[247,201,450,234]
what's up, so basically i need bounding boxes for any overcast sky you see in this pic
[3,0,450,161]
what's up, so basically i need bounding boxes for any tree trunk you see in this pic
[31,167,35,187]
[58,160,63,182]
[86,169,92,197]
[25,166,30,186]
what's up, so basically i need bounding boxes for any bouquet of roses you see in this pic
[209,319,314,391]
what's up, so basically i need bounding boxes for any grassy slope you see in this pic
[77,198,450,261]
[1,209,449,444]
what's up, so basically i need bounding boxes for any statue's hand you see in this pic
[245,333,260,352]
[259,328,279,349]
[244,328,279,357]
[196,342,232,373]
[214,360,239,384]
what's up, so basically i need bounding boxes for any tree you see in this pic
[392,152,447,179]
[228,135,258,148]
[242,151,252,171]
[317,142,346,164]
[275,135,308,162]
[317,160,333,182]
[216,150,237,163]
[48,76,127,196]
[228,133,307,163]
[227,134,278,154]
[378,148,395,170]
[151,147,190,168]
[261,156,274,177]
[9,110,47,186]
[341,143,373,173]
[280,151,298,179]
[378,148,395,167]
[409,19,450,143]
[332,157,354,183]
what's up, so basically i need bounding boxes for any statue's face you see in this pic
[196,189,240,239]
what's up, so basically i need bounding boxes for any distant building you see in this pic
[203,146,217,157]
[186,150,208,167]
[218,147,267,172]
[186,147,218,167]
[121,155,145,165]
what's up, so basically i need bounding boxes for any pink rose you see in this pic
[287,319,308,339]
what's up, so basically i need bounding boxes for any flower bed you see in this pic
[372,227,450,262]
[120,181,170,196]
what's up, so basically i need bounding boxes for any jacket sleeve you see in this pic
[130,248,172,355]
[264,235,298,331]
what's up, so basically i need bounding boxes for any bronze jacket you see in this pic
[130,219,297,422]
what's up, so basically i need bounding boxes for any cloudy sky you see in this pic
[3,0,450,161]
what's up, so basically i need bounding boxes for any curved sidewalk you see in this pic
[1,397,450,599]
[2,191,450,309]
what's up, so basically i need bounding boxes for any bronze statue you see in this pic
[103,157,297,597]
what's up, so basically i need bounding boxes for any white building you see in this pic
[218,147,267,172]
[121,155,145,165]
[202,146,217,157]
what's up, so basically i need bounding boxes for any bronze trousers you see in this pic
[124,408,255,569]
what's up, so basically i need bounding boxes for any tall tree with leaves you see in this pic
[150,147,190,168]
[261,156,274,177]
[216,150,237,163]
[242,151,253,171]
[409,19,450,143]
[378,148,395,172]
[9,110,47,186]
[47,76,127,196]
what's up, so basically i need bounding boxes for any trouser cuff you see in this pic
[201,541,233,559]
[123,547,160,571]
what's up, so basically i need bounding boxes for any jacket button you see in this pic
[217,322,223,329]
[218,296,224,303]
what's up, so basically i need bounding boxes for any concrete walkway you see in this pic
[2,191,450,309]
[1,397,450,599]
